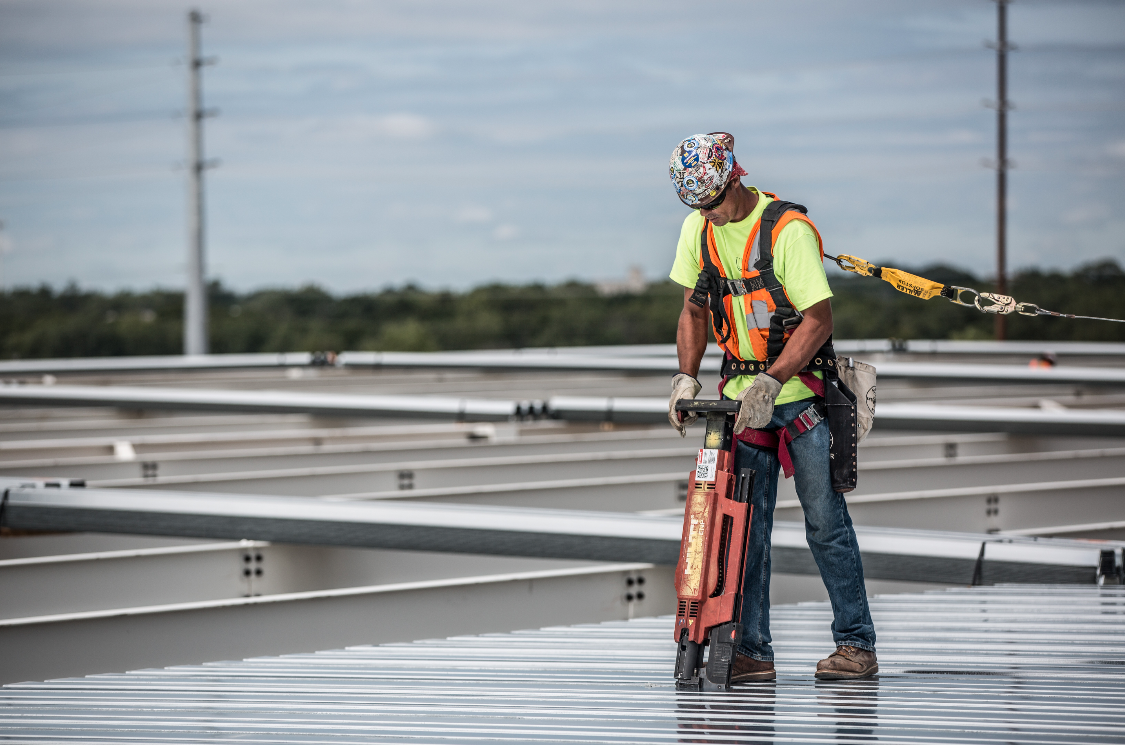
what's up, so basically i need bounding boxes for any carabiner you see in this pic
[832,254,876,277]
[975,292,1017,315]
[948,286,980,308]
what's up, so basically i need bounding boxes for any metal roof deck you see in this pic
[2,584,1123,743]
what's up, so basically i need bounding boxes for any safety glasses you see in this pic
[694,180,731,211]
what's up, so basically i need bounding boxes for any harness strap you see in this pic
[691,223,734,345]
[755,201,807,360]
[796,371,826,398]
[722,276,767,296]
[733,401,826,479]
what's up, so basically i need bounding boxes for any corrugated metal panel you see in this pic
[2,584,1122,743]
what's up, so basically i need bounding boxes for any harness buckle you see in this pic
[725,279,749,296]
[798,406,823,430]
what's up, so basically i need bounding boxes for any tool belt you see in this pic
[719,352,840,378]
[731,370,859,493]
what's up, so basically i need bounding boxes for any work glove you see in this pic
[668,373,702,437]
[733,373,783,434]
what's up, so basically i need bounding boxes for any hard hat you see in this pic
[669,132,746,207]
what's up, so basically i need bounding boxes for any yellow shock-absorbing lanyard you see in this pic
[825,254,1125,324]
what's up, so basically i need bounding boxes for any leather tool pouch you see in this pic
[824,375,859,493]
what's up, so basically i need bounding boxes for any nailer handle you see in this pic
[674,399,740,414]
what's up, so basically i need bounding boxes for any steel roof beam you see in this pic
[0,561,668,686]
[0,352,318,376]
[5,349,1125,382]
[2,482,1117,586]
[339,353,1125,385]
[0,384,519,420]
[549,396,1125,435]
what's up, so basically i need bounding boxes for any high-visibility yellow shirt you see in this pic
[669,187,834,405]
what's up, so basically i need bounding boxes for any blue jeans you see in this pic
[734,398,876,660]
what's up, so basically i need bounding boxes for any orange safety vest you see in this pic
[688,195,837,381]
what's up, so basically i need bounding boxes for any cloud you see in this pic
[455,205,493,224]
[375,113,437,140]
[493,223,520,240]
[295,113,436,145]
[1062,203,1110,225]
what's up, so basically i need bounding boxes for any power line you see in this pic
[0,62,177,78]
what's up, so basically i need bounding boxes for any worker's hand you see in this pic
[668,373,702,437]
[733,373,783,434]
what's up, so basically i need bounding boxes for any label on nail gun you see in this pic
[696,449,718,482]
[682,487,711,597]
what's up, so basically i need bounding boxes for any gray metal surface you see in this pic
[3,484,1117,585]
[0,383,519,420]
[0,537,607,619]
[2,340,1123,378]
[0,540,267,617]
[550,395,1125,434]
[25,382,1121,433]
[2,584,1122,743]
[898,338,1125,356]
[344,352,1125,385]
[0,352,316,376]
[0,561,671,686]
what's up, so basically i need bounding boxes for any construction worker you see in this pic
[666,132,877,681]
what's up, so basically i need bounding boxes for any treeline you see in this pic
[1,260,1123,359]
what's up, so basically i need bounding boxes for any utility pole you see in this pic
[184,9,216,355]
[0,220,10,292]
[989,0,1014,341]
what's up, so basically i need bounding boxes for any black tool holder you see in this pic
[672,399,756,691]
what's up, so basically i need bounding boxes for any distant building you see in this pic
[595,266,647,297]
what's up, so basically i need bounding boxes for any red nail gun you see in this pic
[671,399,756,691]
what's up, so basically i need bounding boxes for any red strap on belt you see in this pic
[796,371,825,397]
[731,372,827,479]
[734,427,796,477]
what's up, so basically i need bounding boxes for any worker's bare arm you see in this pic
[765,298,833,383]
[676,287,709,377]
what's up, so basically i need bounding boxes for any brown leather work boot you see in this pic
[730,653,776,683]
[815,646,878,680]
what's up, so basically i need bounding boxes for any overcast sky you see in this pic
[1,0,1122,293]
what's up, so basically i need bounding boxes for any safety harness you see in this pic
[689,198,839,383]
[688,197,859,493]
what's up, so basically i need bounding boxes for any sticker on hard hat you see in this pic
[696,449,718,482]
